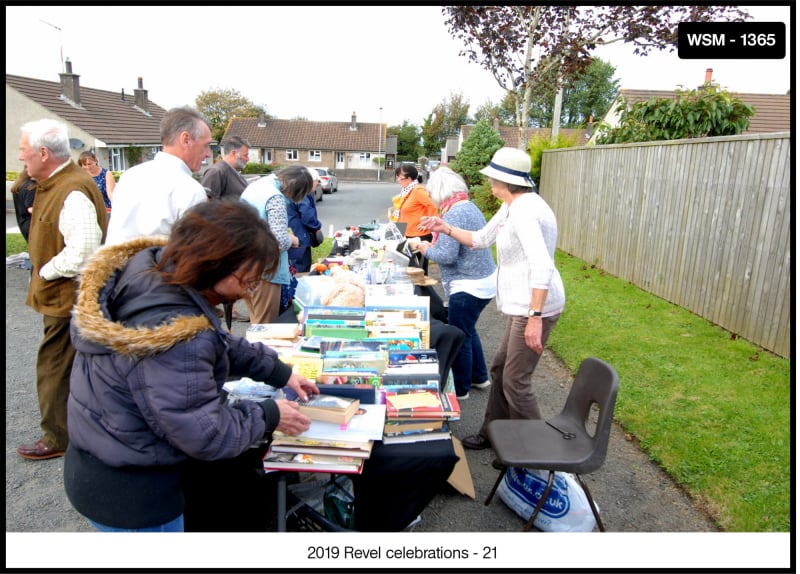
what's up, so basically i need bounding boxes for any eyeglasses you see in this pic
[232,272,261,293]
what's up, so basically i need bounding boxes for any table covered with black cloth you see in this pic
[351,438,458,531]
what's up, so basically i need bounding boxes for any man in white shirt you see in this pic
[105,106,212,245]
[16,118,108,460]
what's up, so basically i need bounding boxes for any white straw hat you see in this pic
[479,147,535,187]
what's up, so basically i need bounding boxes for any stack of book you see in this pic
[264,403,386,475]
[365,294,430,349]
[381,349,440,392]
[381,389,461,445]
[313,339,390,404]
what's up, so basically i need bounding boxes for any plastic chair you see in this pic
[484,357,619,532]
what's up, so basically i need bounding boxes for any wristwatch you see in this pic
[527,309,542,317]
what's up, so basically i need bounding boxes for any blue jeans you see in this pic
[448,291,492,396]
[88,514,184,532]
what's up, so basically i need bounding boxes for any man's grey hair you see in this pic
[223,136,250,156]
[20,119,71,160]
[160,106,210,146]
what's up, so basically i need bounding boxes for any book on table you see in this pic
[382,424,452,445]
[319,339,389,355]
[384,390,461,420]
[292,403,387,443]
[383,418,444,434]
[263,450,365,474]
[314,383,379,404]
[296,394,360,425]
[269,435,374,459]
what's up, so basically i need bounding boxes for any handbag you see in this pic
[310,227,324,248]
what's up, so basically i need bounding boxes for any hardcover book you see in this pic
[296,394,360,425]
[315,383,379,404]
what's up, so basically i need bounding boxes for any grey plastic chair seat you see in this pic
[484,357,619,532]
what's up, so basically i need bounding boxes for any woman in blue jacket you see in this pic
[64,200,319,532]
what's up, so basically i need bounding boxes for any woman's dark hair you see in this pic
[156,201,279,291]
[277,165,313,203]
[78,150,98,166]
[394,163,418,181]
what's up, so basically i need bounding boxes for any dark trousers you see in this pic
[447,291,492,396]
[479,313,560,438]
[36,315,74,450]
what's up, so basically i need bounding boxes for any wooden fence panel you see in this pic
[540,133,790,358]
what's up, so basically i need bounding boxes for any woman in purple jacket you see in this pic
[64,200,319,532]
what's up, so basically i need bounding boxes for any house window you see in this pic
[148,147,159,160]
[358,152,372,167]
[109,148,123,171]
[308,150,321,162]
[286,149,298,161]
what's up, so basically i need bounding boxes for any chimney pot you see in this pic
[705,68,713,84]
[121,88,125,101]
[138,77,143,89]
[65,58,72,74]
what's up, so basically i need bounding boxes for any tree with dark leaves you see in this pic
[442,5,749,150]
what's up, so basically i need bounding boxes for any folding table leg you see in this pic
[277,473,287,532]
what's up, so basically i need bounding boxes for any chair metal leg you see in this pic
[522,470,555,532]
[484,469,507,506]
[574,473,605,532]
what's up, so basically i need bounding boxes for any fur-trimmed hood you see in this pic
[72,237,216,358]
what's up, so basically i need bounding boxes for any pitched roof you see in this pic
[226,116,382,152]
[461,125,590,147]
[6,74,167,145]
[614,89,791,134]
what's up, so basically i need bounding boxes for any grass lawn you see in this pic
[549,251,790,532]
[7,236,789,531]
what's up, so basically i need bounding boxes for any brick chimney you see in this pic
[350,111,357,131]
[59,58,81,107]
[493,116,500,131]
[134,77,149,114]
[257,112,266,127]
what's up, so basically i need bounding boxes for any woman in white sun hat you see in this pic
[419,147,565,451]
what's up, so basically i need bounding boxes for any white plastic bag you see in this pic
[497,467,599,532]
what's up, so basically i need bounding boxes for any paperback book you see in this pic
[292,403,387,443]
[269,435,374,457]
[263,450,365,474]
[383,418,444,434]
[296,394,360,425]
[382,425,452,446]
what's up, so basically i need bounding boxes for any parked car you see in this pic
[315,168,338,194]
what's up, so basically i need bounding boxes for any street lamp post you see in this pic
[377,107,382,182]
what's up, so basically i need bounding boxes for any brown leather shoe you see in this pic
[17,441,66,460]
[461,434,489,450]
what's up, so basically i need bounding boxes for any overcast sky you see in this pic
[5,5,792,127]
